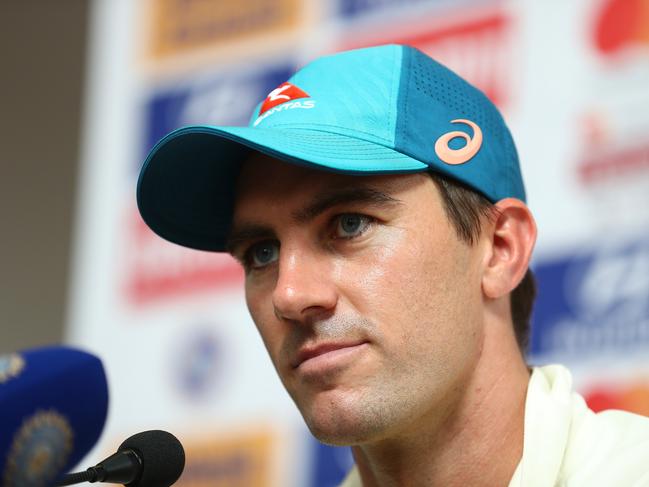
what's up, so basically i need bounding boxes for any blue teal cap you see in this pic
[137,44,525,251]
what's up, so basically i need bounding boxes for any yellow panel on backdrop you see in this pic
[177,428,275,486]
[146,0,302,60]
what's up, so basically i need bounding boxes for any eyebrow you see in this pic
[225,186,403,254]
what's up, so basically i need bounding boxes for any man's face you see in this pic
[229,154,487,445]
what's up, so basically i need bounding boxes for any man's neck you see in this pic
[350,321,530,487]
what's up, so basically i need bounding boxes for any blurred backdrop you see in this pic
[2,0,649,486]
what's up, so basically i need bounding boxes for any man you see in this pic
[137,45,649,486]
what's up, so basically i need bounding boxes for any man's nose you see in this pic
[272,247,338,323]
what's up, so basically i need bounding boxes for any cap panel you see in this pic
[395,47,526,202]
[252,45,403,147]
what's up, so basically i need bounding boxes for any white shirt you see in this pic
[339,365,649,487]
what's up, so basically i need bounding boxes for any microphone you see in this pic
[0,345,108,487]
[56,430,185,486]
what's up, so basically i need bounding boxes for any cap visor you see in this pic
[137,125,427,251]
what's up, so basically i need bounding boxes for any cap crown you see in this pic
[249,44,525,202]
[250,45,403,148]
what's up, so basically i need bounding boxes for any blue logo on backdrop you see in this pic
[310,439,354,487]
[530,234,649,358]
[338,0,475,17]
[143,64,292,167]
[175,328,223,401]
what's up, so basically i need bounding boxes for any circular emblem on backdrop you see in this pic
[176,328,222,401]
[3,410,74,487]
[0,353,25,384]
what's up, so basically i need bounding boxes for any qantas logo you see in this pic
[259,82,310,115]
[434,119,483,165]
[253,82,315,126]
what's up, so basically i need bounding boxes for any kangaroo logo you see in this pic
[259,82,310,115]
[434,119,483,165]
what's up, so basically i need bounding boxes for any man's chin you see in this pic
[306,419,371,447]
[297,390,386,446]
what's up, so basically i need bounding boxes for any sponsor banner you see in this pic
[573,0,649,223]
[582,376,649,417]
[104,427,280,487]
[577,139,649,185]
[338,6,513,107]
[170,326,224,402]
[511,0,649,252]
[530,232,649,359]
[177,429,275,486]
[120,208,242,306]
[590,0,649,58]
[143,0,303,61]
[144,62,294,160]
[339,0,431,17]
[577,0,649,188]
[337,0,485,19]
[310,440,354,487]
[573,131,649,234]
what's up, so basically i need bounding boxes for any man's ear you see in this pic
[482,198,537,299]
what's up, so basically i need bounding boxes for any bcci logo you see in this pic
[0,354,25,384]
[3,410,74,487]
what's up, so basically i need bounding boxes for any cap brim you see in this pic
[137,125,428,251]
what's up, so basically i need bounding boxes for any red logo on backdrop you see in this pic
[340,10,511,107]
[122,210,243,306]
[578,140,649,184]
[259,82,310,115]
[594,0,649,55]
[584,381,649,417]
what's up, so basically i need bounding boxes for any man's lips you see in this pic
[292,341,368,369]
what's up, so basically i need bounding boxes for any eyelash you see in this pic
[331,213,375,240]
[240,213,376,271]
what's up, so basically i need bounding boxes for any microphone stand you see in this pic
[54,449,141,486]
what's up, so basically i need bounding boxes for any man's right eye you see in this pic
[245,240,279,269]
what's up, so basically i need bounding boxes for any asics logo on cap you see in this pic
[259,82,310,115]
[434,119,483,165]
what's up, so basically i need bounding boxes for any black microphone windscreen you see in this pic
[119,430,185,487]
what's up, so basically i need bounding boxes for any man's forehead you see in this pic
[226,153,435,251]
[234,152,429,204]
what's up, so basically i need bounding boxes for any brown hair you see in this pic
[430,174,536,353]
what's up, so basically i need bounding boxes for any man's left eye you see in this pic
[333,214,373,239]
